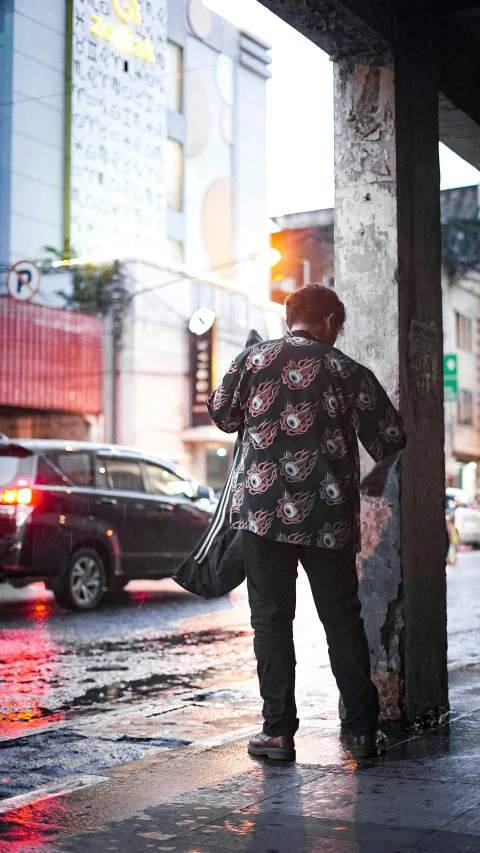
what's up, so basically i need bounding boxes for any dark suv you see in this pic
[0,438,215,611]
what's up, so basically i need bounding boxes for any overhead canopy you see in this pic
[259,0,480,170]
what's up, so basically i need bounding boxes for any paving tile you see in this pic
[352,716,480,786]
[438,804,480,837]
[240,772,480,831]
[48,812,427,853]
[167,763,325,809]
[410,829,480,852]
[189,812,428,852]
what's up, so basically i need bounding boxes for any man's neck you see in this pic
[288,325,336,346]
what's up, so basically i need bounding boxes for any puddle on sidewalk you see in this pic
[0,627,254,738]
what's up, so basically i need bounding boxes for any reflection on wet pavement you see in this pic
[0,616,66,736]
[0,794,68,853]
[7,719,480,853]
[0,571,338,802]
[0,573,334,745]
[0,579,250,738]
[2,551,479,817]
[0,624,254,739]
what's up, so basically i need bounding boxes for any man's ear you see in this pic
[326,313,337,333]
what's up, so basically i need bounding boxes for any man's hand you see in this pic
[360,462,389,498]
[360,453,401,498]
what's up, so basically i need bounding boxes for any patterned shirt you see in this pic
[207,330,407,552]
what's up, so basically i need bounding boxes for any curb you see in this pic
[0,724,261,817]
[0,774,111,816]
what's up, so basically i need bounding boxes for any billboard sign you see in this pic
[69,0,167,259]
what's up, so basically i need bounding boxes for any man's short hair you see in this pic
[286,284,346,332]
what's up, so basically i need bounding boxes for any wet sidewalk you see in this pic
[2,662,480,853]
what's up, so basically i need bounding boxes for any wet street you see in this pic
[1,550,480,802]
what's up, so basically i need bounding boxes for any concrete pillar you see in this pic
[334,8,448,723]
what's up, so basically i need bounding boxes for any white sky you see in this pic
[204,0,480,218]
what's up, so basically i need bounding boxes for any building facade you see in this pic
[0,0,280,488]
[441,185,480,495]
[270,209,334,303]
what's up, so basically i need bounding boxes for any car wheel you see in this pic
[53,548,106,611]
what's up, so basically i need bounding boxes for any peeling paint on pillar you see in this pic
[334,53,447,724]
[335,61,403,719]
[335,62,398,384]
[358,475,403,720]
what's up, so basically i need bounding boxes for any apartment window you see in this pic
[166,41,183,112]
[167,237,184,263]
[456,312,473,351]
[458,390,474,426]
[166,138,183,211]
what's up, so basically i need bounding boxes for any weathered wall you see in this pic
[334,62,403,717]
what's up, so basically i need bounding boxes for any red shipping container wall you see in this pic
[0,298,103,415]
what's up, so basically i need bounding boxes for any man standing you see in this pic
[207,285,406,760]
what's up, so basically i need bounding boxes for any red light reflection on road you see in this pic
[0,585,65,737]
[0,795,67,852]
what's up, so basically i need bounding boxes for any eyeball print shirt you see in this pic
[207,330,407,553]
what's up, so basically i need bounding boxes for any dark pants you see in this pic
[242,531,379,738]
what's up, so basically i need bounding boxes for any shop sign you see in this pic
[70,0,166,257]
[91,0,155,63]
[189,327,213,428]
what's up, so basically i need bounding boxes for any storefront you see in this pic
[0,298,103,441]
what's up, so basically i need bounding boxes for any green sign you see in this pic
[444,378,458,402]
[443,354,457,377]
[444,353,458,402]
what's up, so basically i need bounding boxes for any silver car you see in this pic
[446,488,480,548]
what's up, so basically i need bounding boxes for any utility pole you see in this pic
[108,261,128,445]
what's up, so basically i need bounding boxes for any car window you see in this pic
[145,463,194,498]
[94,459,109,490]
[35,456,68,486]
[48,451,94,487]
[0,447,34,487]
[104,458,145,492]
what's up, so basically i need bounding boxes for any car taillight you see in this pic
[1,487,33,505]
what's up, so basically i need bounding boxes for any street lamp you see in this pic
[188,307,216,336]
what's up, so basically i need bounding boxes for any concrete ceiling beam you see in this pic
[257,0,392,60]
[259,0,480,170]
[437,29,480,130]
[439,95,480,171]
[436,1,480,17]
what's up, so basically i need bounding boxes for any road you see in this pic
[0,550,479,800]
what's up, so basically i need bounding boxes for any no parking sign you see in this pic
[6,260,42,301]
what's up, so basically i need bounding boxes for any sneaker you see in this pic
[247,732,296,761]
[353,729,388,759]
